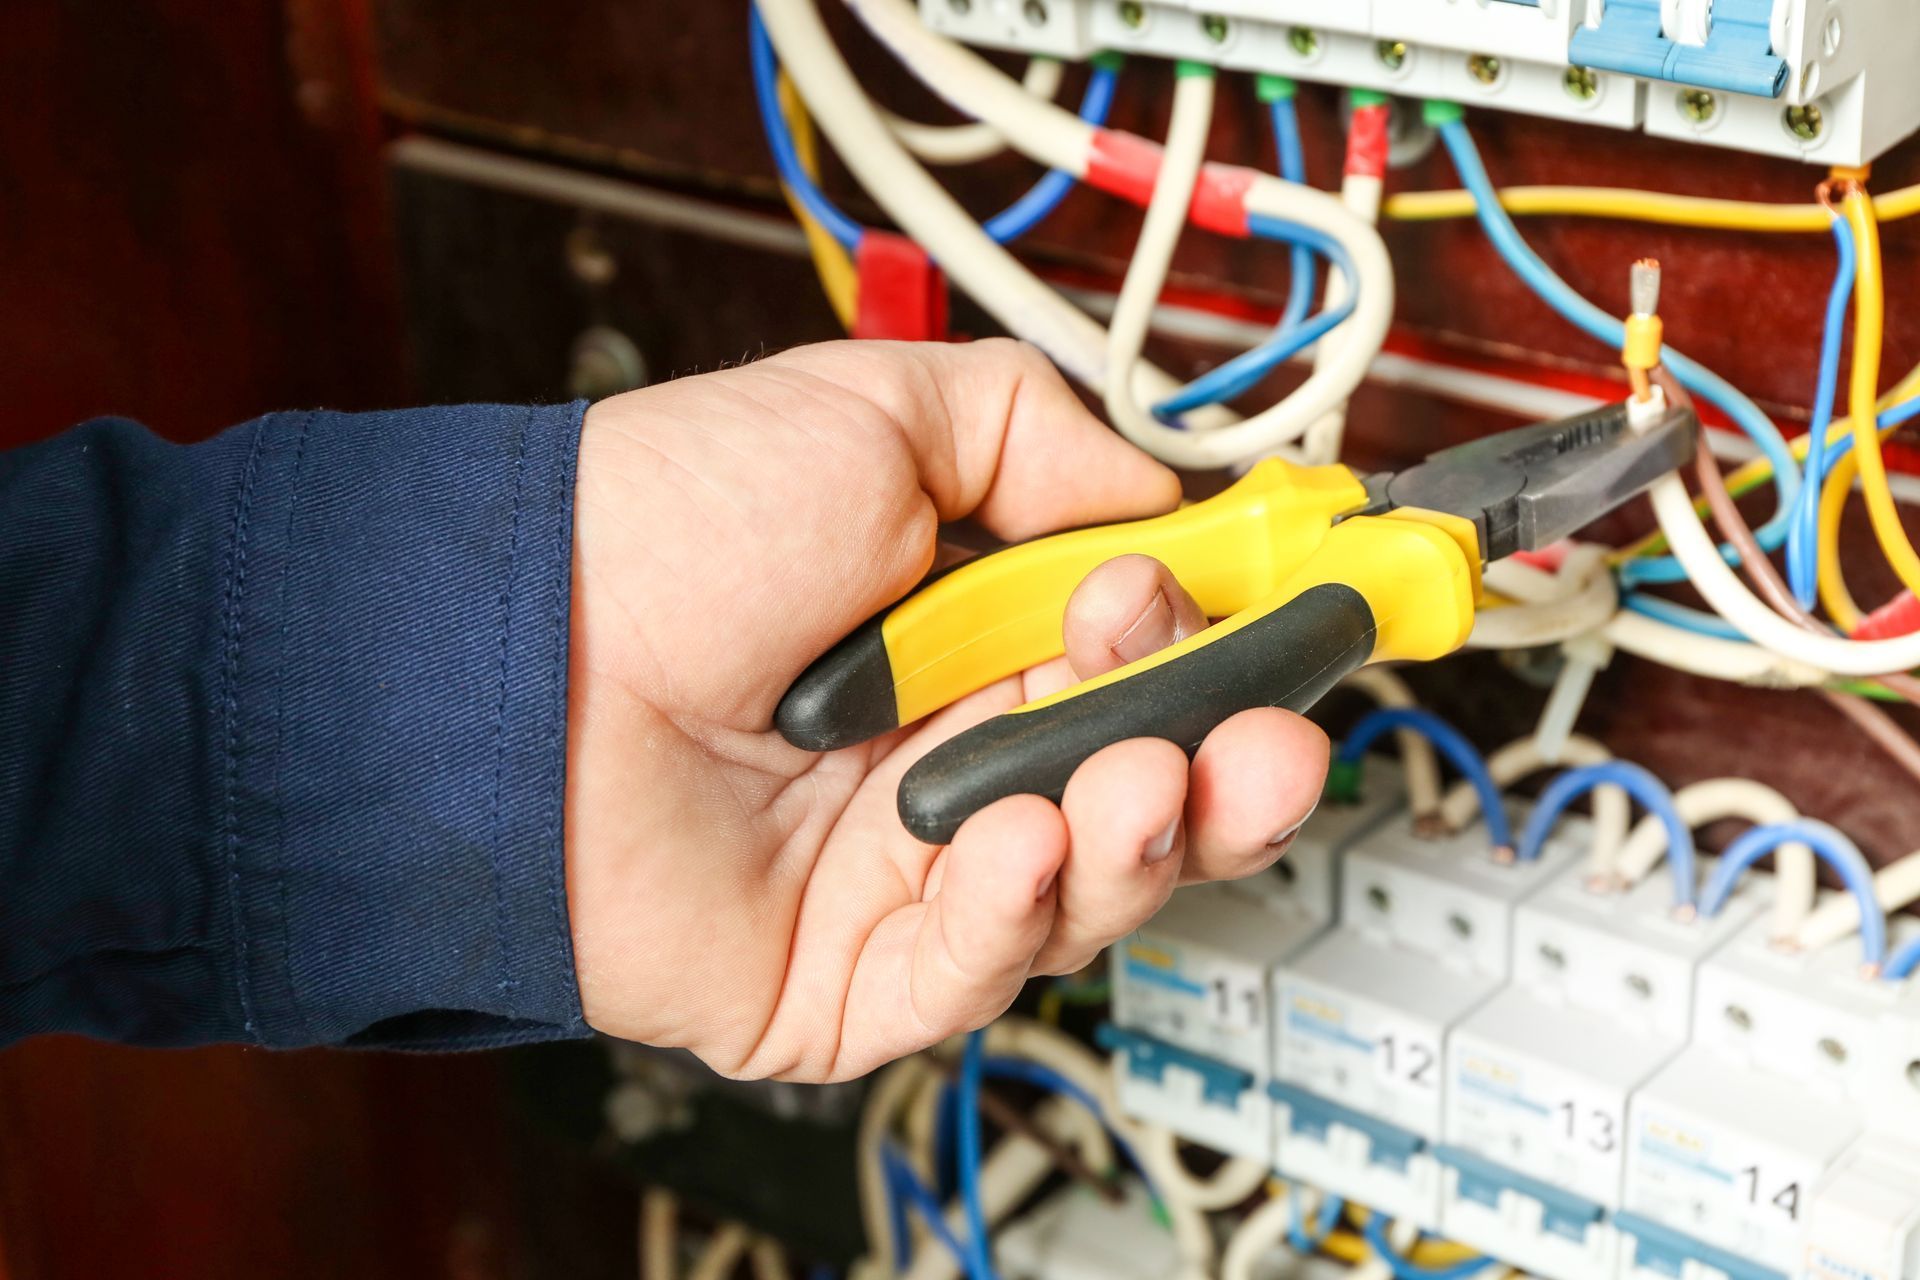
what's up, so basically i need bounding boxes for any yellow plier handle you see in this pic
[775,459,1372,752]
[895,511,1481,844]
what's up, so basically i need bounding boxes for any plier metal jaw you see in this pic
[777,400,1699,844]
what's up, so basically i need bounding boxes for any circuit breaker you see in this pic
[1435,859,1768,1280]
[1101,772,1401,1161]
[917,0,1920,165]
[1618,909,1920,1279]
[1268,806,1583,1229]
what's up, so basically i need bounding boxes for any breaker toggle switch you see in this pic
[1570,0,1789,99]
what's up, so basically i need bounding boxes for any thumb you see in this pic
[1061,554,1210,682]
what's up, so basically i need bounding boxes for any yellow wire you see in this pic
[1818,186,1920,628]
[777,73,859,331]
[1385,182,1920,231]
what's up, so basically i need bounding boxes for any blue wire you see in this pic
[1787,217,1858,608]
[1270,95,1319,349]
[748,7,866,250]
[882,1143,970,1269]
[1516,762,1695,909]
[1625,386,1920,639]
[1151,91,1354,417]
[1336,708,1512,852]
[1434,115,1800,585]
[1886,935,1920,982]
[1361,1216,1493,1280]
[982,64,1120,244]
[957,1030,998,1280]
[1697,820,1886,966]
[1153,215,1360,415]
[880,1144,918,1268]
[752,8,1117,253]
[1287,1191,1343,1254]
[1620,591,1750,640]
[807,1267,839,1280]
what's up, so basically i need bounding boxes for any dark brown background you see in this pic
[3,1,1918,1276]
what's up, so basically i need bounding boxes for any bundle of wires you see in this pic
[750,5,1122,259]
[1151,79,1358,420]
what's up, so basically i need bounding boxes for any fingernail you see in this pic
[1112,591,1178,665]
[1035,870,1058,900]
[1269,800,1319,848]
[1143,818,1180,865]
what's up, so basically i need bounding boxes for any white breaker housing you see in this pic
[1103,768,1403,1162]
[1436,858,1767,1280]
[1269,804,1583,1229]
[918,0,1920,166]
[1619,911,1920,1280]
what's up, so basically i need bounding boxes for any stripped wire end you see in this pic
[1670,902,1698,925]
[1491,843,1517,866]
[1623,258,1665,416]
[1861,961,1884,982]
[1583,871,1624,896]
[1629,257,1663,319]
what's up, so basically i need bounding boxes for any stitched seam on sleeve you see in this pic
[485,407,538,1021]
[217,413,274,1044]
[540,405,585,1027]
[268,410,319,1043]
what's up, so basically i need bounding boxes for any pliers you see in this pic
[777,399,1698,844]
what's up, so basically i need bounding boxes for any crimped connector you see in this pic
[1623,257,1664,408]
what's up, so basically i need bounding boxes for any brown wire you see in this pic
[1658,366,1920,788]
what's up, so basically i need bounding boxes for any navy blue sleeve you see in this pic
[0,403,593,1050]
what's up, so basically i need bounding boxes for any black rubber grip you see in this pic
[775,610,899,751]
[896,583,1377,845]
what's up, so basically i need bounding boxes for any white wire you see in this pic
[1340,668,1445,822]
[759,0,1225,415]
[1600,609,1832,688]
[1136,1122,1270,1211]
[1104,70,1215,448]
[643,1188,679,1280]
[879,57,1064,165]
[689,1224,752,1280]
[1469,549,1618,650]
[1438,733,1630,881]
[1613,778,1814,937]
[853,1056,933,1275]
[1651,474,1920,674]
[1795,850,1920,951]
[1299,171,1384,464]
[829,0,1397,469]
[1220,1186,1295,1280]
[843,0,1094,171]
[750,1237,793,1280]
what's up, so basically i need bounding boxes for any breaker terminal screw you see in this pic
[1201,13,1229,42]
[1625,973,1653,1000]
[1724,1003,1753,1031]
[1563,66,1599,101]
[1819,1037,1848,1064]
[1288,26,1320,58]
[1467,54,1502,85]
[1117,1,1145,28]
[1785,102,1824,140]
[1366,884,1392,914]
[1448,913,1474,940]
[948,0,971,12]
[1680,88,1718,123]
[1538,943,1567,970]
[1907,1060,1920,1094]
[1023,0,1048,26]
[1376,40,1407,71]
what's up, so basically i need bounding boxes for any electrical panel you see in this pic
[917,0,1920,165]
[1102,770,1403,1161]
[1617,912,1920,1279]
[1435,859,1768,1280]
[1268,804,1584,1228]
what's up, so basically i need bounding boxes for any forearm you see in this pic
[0,403,591,1049]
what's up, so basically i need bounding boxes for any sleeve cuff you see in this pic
[220,402,592,1049]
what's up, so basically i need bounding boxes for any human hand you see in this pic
[564,339,1328,1081]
